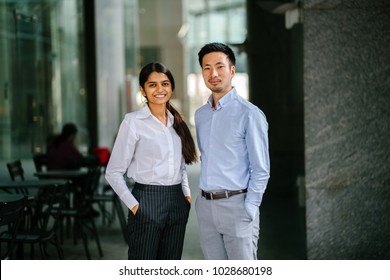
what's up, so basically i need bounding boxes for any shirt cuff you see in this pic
[120,191,139,211]
[245,202,259,221]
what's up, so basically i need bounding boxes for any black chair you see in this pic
[57,167,103,259]
[89,166,128,244]
[6,160,25,181]
[0,195,27,260]
[6,160,30,196]
[6,160,35,230]
[33,153,48,172]
[0,183,67,259]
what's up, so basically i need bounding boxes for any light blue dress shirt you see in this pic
[195,87,270,219]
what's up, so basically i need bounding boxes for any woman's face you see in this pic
[140,72,172,106]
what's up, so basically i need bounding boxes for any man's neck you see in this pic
[211,87,233,109]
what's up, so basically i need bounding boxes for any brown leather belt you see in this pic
[201,188,247,200]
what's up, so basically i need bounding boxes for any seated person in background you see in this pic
[47,123,83,170]
[47,123,100,217]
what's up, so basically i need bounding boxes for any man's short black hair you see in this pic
[198,42,236,67]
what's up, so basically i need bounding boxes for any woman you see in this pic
[105,62,197,260]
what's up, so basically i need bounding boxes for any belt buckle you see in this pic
[225,190,229,198]
[209,192,213,200]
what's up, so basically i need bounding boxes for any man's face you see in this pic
[201,52,235,95]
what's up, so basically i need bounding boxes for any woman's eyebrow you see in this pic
[146,80,170,84]
[146,79,169,84]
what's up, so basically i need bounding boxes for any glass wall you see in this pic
[0,0,87,161]
[183,0,248,126]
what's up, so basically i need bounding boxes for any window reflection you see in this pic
[0,0,86,159]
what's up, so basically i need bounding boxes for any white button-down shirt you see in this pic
[105,105,190,210]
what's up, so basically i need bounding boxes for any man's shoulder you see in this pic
[232,95,267,122]
[195,103,210,115]
[234,95,262,113]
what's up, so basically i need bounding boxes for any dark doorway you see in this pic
[247,0,306,259]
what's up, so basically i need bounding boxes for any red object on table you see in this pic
[92,147,110,165]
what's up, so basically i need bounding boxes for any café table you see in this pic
[0,179,68,192]
[33,170,90,202]
[33,170,91,209]
[33,170,90,216]
[0,179,68,201]
[0,193,25,202]
[34,170,89,181]
[0,179,68,220]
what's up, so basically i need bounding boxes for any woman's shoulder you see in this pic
[123,105,149,121]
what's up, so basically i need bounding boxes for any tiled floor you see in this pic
[16,163,307,260]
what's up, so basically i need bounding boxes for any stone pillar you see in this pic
[304,0,390,259]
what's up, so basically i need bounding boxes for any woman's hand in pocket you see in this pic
[131,204,139,215]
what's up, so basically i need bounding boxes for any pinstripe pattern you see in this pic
[127,183,190,259]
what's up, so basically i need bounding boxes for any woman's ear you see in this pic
[140,86,146,97]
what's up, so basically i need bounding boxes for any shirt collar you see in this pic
[207,87,237,110]
[136,104,174,127]
[136,104,151,119]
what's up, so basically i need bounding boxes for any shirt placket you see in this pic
[206,108,218,186]
[163,126,175,181]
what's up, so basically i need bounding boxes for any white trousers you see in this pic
[195,192,260,260]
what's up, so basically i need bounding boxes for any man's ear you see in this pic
[230,65,236,76]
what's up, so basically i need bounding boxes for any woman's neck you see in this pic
[148,103,167,125]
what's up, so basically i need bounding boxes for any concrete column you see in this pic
[304,0,390,259]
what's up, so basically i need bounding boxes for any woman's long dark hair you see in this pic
[139,62,197,164]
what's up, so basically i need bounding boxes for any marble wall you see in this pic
[303,0,390,259]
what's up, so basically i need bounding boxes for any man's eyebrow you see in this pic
[204,61,224,67]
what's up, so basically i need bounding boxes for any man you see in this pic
[194,42,270,260]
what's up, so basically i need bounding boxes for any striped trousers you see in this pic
[127,182,190,260]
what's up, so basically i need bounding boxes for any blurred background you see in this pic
[0,0,389,259]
